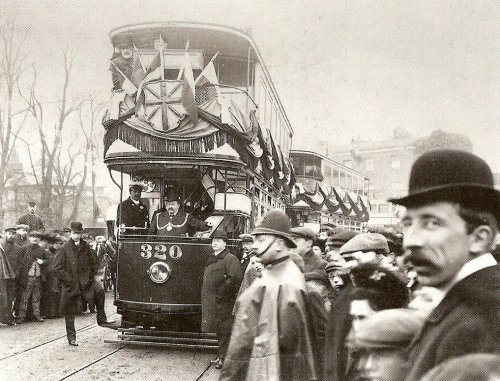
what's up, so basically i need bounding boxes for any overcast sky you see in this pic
[4,0,498,170]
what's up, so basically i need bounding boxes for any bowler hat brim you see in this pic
[390,183,500,220]
[251,226,297,248]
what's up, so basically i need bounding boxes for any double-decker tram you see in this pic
[288,150,371,232]
[102,22,295,346]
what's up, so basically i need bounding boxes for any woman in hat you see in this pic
[201,230,242,369]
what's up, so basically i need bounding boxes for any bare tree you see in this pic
[0,21,29,224]
[20,46,81,226]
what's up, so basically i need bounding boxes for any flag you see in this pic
[195,52,219,87]
[135,50,163,114]
[110,60,137,96]
[178,44,198,123]
[145,50,162,77]
[130,53,146,88]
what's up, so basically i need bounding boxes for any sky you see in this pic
[3,0,498,171]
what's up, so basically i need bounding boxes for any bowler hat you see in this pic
[290,227,316,241]
[69,221,84,233]
[339,233,389,255]
[212,230,228,240]
[251,209,296,248]
[389,149,499,220]
[164,188,181,203]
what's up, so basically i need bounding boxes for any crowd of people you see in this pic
[201,149,499,381]
[1,149,499,380]
[0,205,116,345]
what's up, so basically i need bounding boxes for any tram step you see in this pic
[118,328,217,339]
[118,334,218,345]
[104,339,218,350]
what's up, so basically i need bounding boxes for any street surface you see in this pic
[0,292,220,381]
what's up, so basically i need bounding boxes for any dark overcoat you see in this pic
[52,239,99,312]
[405,264,500,381]
[116,197,149,230]
[15,243,47,287]
[201,248,242,332]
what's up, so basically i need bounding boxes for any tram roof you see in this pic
[104,151,246,175]
[109,21,293,134]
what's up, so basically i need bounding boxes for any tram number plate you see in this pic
[139,244,182,260]
[169,245,182,260]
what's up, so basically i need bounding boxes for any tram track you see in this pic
[0,322,98,362]
[56,344,125,381]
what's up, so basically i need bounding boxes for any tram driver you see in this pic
[116,182,149,235]
[149,189,211,237]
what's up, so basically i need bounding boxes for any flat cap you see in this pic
[28,201,36,207]
[290,227,316,241]
[28,231,43,238]
[325,258,347,272]
[339,233,389,255]
[355,308,426,349]
[239,233,253,243]
[328,230,359,247]
[15,224,30,230]
[4,227,17,233]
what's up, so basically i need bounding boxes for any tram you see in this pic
[288,150,371,232]
[102,22,295,334]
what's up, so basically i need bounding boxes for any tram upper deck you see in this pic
[103,22,296,202]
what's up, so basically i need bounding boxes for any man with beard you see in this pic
[17,201,45,233]
[116,182,149,235]
[220,209,317,381]
[52,222,115,346]
[0,228,17,324]
[389,149,500,381]
[149,189,210,237]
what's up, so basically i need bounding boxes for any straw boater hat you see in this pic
[251,209,297,248]
[129,181,145,191]
[389,149,500,222]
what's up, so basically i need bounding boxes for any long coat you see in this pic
[405,264,500,381]
[52,239,99,312]
[201,248,242,333]
[220,258,318,381]
[17,213,45,232]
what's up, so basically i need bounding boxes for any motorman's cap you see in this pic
[239,233,253,243]
[355,308,426,350]
[15,224,30,230]
[290,227,316,241]
[251,209,297,248]
[339,233,389,255]
[129,181,145,190]
[389,149,499,221]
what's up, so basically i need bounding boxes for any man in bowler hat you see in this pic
[52,222,115,346]
[220,209,318,381]
[201,230,242,369]
[389,149,500,381]
[149,188,210,236]
[116,182,149,235]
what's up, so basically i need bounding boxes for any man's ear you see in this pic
[469,225,495,254]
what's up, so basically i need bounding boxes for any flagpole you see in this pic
[159,35,165,80]
[133,44,146,73]
[110,60,130,80]
[177,40,190,80]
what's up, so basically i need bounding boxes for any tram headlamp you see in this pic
[148,262,171,284]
